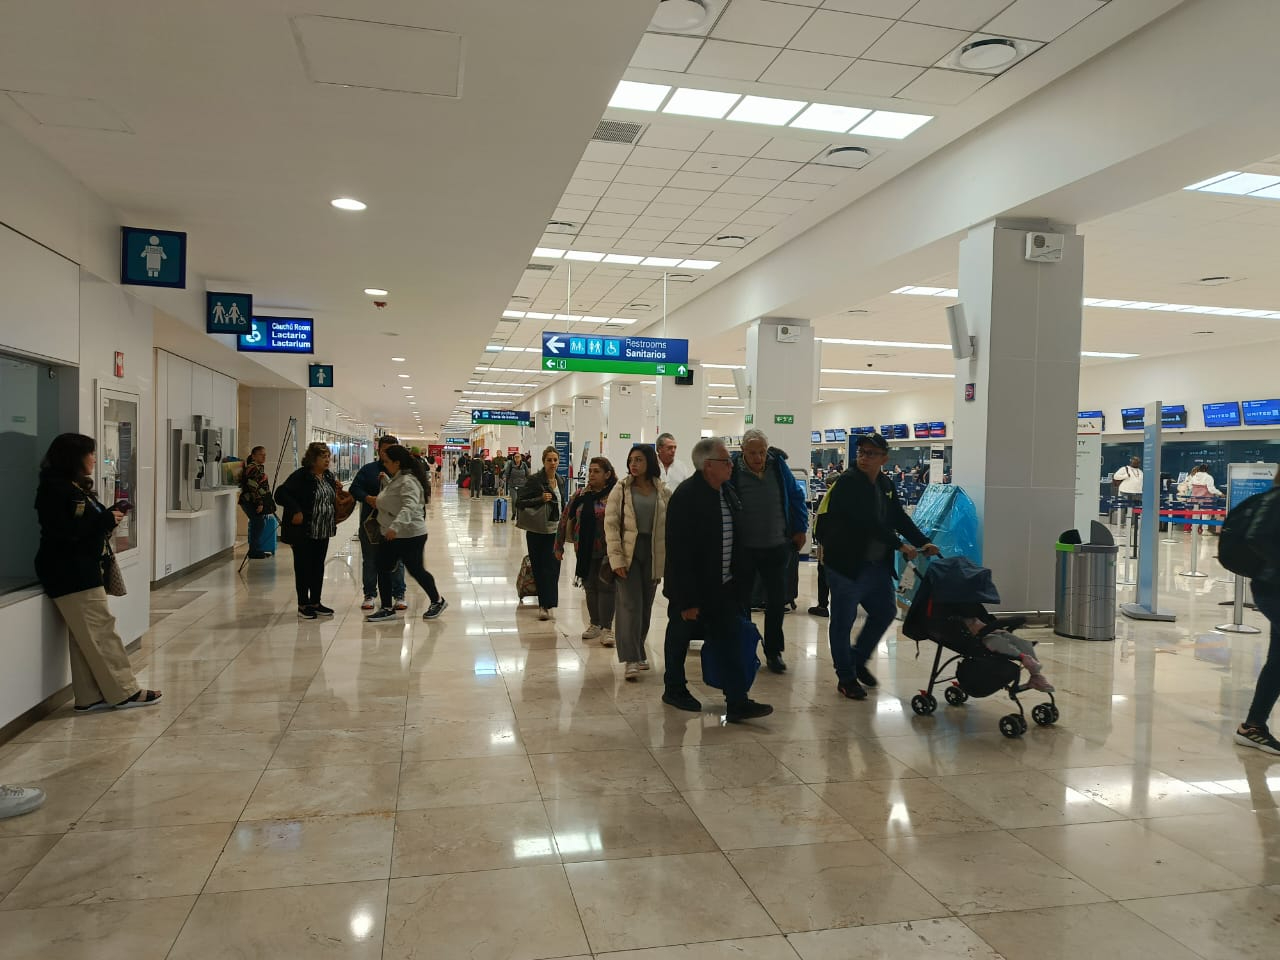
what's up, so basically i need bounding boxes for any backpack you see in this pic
[1218,488,1280,577]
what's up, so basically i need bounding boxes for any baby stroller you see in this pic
[901,556,1059,738]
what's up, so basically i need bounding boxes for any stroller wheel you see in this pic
[943,685,968,706]
[1031,703,1059,726]
[910,693,938,716]
[999,713,1027,738]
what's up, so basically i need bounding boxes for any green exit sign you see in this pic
[744,414,754,425]
[774,414,795,425]
[619,432,632,439]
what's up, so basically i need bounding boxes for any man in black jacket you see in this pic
[816,433,938,700]
[662,438,772,722]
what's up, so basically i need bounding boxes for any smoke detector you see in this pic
[650,0,710,32]
[546,220,577,235]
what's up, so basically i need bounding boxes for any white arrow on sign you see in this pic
[546,335,565,355]
[545,358,556,370]
[677,365,687,376]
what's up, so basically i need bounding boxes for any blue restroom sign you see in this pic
[120,226,187,288]
[308,364,334,388]
[206,292,253,334]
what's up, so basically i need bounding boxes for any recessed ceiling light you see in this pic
[331,197,366,211]
[397,373,410,378]
[664,87,740,119]
[364,287,388,296]
[604,254,645,265]
[678,259,719,270]
[532,247,565,259]
[391,357,406,362]
[957,38,1020,70]
[609,80,671,111]
[850,110,932,139]
[727,95,806,126]
[401,385,412,389]
[564,250,605,262]
[789,103,870,133]
[650,0,710,31]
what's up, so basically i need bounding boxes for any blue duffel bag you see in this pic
[700,615,762,692]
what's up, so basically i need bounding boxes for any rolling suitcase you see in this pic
[260,514,278,555]
[492,497,508,523]
[516,555,539,601]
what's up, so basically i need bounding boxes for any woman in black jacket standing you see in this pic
[33,434,160,711]
[516,445,567,620]
[275,442,343,619]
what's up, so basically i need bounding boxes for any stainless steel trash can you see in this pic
[1054,542,1118,640]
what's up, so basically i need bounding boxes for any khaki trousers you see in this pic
[52,587,139,707]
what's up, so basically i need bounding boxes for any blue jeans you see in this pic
[1246,588,1280,726]
[360,521,404,599]
[827,563,897,684]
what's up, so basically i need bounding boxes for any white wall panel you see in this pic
[0,222,80,364]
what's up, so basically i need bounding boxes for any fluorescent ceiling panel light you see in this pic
[463,390,523,397]
[1113,301,1162,310]
[579,316,611,324]
[822,368,954,378]
[678,259,719,269]
[364,287,388,296]
[640,380,656,385]
[483,345,502,352]
[1184,172,1240,190]
[1195,172,1280,195]
[664,87,740,119]
[610,80,671,111]
[1081,351,1139,358]
[401,385,412,389]
[851,110,932,139]
[820,387,890,393]
[502,310,526,319]
[1245,182,1280,200]
[532,247,565,259]
[525,311,554,320]
[564,250,605,262]
[642,256,682,267]
[818,337,949,350]
[397,373,410,378]
[790,103,870,133]
[391,356,406,362]
[702,363,746,369]
[330,197,366,211]
[606,318,637,325]
[604,254,645,265]
[727,95,806,126]
[554,314,583,321]
[1090,299,1133,308]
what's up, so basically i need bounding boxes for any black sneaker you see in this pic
[1235,723,1280,756]
[365,607,401,623]
[297,605,318,620]
[837,680,867,701]
[808,606,829,618]
[766,656,787,674]
[424,597,448,620]
[313,604,335,618]
[856,665,878,688]
[662,689,702,712]
[726,699,774,723]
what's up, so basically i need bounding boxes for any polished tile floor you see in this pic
[1,489,1278,958]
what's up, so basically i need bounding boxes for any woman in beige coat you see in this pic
[605,445,669,680]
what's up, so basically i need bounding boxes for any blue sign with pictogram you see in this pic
[206,292,253,335]
[541,331,690,377]
[308,364,334,388]
[120,226,187,288]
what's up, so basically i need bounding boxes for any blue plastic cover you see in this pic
[894,484,982,610]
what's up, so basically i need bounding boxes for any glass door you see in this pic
[98,385,140,558]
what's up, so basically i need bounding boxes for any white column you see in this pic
[656,361,706,471]
[573,395,603,467]
[605,380,643,468]
[533,409,552,452]
[954,219,1084,611]
[745,318,814,461]
[642,390,658,444]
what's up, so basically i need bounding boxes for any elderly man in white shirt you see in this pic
[656,432,692,489]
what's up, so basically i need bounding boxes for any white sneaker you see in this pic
[538,608,551,621]
[547,608,556,621]
[394,597,408,611]
[360,596,375,611]
[638,660,650,671]
[0,784,46,820]
[624,661,640,681]
[582,625,602,640]
[600,629,615,648]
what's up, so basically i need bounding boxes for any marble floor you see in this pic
[1,488,1278,959]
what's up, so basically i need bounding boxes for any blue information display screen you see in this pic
[238,317,314,354]
[833,428,848,442]
[1121,407,1145,430]
[892,424,908,439]
[1161,405,1187,428]
[849,426,874,436]
[1078,410,1105,430]
[823,430,836,442]
[929,422,947,438]
[1243,399,1280,426]
[810,431,822,444]
[879,425,892,437]
[1203,402,1241,427]
[913,422,929,438]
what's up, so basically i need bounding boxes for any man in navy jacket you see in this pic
[349,435,405,610]
[730,429,808,674]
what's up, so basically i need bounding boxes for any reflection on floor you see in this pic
[0,489,1277,959]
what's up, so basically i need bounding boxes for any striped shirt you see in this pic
[719,489,733,583]
[309,475,337,540]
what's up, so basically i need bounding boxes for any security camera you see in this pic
[866,362,874,368]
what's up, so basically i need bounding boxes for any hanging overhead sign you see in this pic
[206,292,253,334]
[237,317,315,354]
[308,364,334,388]
[472,409,531,426]
[120,226,187,288]
[541,331,689,377]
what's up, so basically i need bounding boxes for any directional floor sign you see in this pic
[207,292,253,335]
[308,364,334,388]
[542,331,690,377]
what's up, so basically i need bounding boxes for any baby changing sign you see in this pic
[237,317,315,354]
[120,226,187,288]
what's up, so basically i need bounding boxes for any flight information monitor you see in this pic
[893,424,909,439]
[913,422,930,438]
[929,422,947,438]
[810,431,822,443]
[1243,399,1280,426]
[833,428,848,442]
[1078,410,1105,430]
[823,430,836,442]
[1161,405,1188,429]
[1203,402,1241,427]
[1121,407,1145,430]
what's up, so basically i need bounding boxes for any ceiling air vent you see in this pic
[592,119,646,144]
[525,263,555,273]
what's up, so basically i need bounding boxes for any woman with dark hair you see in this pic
[516,445,568,620]
[33,433,160,711]
[556,456,618,645]
[239,445,273,559]
[366,445,447,623]
[605,444,670,680]
[275,442,344,619]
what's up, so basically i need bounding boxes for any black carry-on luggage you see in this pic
[492,497,508,523]
[482,471,497,496]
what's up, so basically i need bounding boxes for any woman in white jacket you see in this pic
[366,446,448,623]
[605,444,669,680]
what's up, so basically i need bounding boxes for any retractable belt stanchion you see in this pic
[1118,511,1138,586]
[1178,517,1208,579]
[1217,578,1261,634]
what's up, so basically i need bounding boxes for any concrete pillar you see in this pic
[656,361,706,473]
[573,395,603,472]
[954,219,1084,611]
[642,390,658,445]
[533,409,552,452]
[605,380,643,468]
[745,318,814,462]
[551,403,573,476]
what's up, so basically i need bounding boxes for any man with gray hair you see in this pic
[731,428,808,674]
[656,432,692,489]
[662,437,772,721]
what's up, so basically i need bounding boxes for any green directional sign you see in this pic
[744,414,754,425]
[619,433,632,439]
[542,357,688,377]
[774,414,795,425]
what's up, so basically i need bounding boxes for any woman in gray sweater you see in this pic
[365,445,448,623]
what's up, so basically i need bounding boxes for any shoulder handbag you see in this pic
[363,511,383,544]
[334,487,356,522]
[515,480,549,531]
[102,543,127,597]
